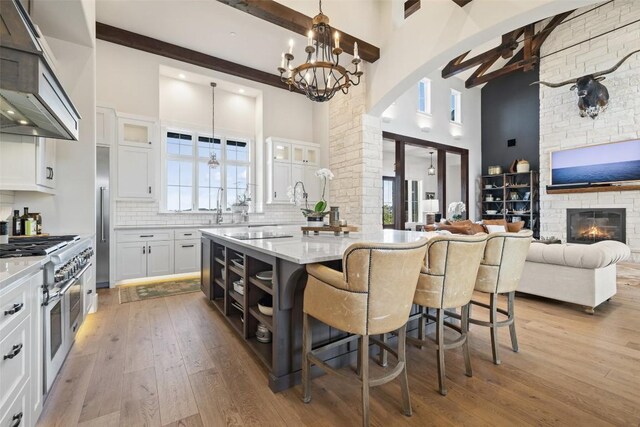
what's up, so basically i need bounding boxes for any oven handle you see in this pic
[43,262,92,306]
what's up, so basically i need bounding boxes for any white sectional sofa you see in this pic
[518,240,631,313]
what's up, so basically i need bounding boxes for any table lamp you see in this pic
[422,199,440,225]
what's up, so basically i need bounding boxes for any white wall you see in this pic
[381,69,482,219]
[159,76,256,136]
[538,0,640,262]
[96,41,326,226]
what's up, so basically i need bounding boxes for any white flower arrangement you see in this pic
[315,168,334,180]
[447,201,466,221]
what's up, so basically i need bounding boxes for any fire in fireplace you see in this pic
[566,208,626,244]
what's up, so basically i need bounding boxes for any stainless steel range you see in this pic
[40,236,93,394]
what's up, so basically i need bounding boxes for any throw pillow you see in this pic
[469,223,486,234]
[486,224,507,233]
[507,221,525,232]
[434,223,473,235]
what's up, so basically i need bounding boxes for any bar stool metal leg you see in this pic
[508,291,519,352]
[461,304,472,377]
[302,313,312,403]
[397,325,412,416]
[360,334,370,427]
[489,294,500,365]
[435,308,447,396]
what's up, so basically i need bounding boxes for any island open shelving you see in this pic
[200,227,435,392]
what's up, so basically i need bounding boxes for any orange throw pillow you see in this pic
[435,223,473,235]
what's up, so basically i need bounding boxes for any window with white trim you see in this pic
[417,78,431,114]
[165,129,251,212]
[450,89,462,123]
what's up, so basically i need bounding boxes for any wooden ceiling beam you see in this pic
[215,0,380,63]
[466,58,538,88]
[445,9,574,87]
[441,28,522,79]
[95,22,301,94]
[451,0,472,7]
[531,11,574,53]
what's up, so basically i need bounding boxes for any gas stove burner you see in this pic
[0,235,80,258]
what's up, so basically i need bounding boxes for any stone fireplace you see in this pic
[566,208,626,244]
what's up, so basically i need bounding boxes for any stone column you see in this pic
[328,75,383,229]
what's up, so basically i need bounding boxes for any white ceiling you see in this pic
[96,0,358,77]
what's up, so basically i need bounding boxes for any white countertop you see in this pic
[200,225,435,264]
[0,255,48,290]
[114,221,305,231]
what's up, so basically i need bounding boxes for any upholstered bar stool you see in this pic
[468,230,533,365]
[302,239,429,427]
[408,234,488,396]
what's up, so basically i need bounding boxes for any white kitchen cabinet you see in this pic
[116,233,174,281]
[116,242,148,281]
[36,138,56,189]
[117,145,154,200]
[0,269,44,427]
[174,239,200,274]
[118,117,156,148]
[271,162,292,203]
[28,271,43,422]
[0,134,55,194]
[292,145,319,166]
[266,137,322,204]
[96,107,116,146]
[0,383,30,427]
[147,240,174,277]
[271,142,291,162]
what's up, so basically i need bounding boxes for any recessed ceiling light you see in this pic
[6,110,15,115]
[18,119,28,125]
[230,31,237,36]
[178,73,186,79]
[238,89,245,94]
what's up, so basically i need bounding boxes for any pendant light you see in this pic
[208,82,220,169]
[428,151,436,176]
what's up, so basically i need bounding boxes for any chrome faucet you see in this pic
[215,187,224,224]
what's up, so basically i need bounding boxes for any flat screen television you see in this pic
[550,139,640,185]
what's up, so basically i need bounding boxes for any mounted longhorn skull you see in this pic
[531,50,639,119]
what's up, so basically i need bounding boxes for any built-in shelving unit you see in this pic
[481,171,539,238]
[202,240,276,372]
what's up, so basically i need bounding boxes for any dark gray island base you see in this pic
[199,226,434,392]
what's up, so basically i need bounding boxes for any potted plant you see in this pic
[447,201,466,222]
[288,168,334,225]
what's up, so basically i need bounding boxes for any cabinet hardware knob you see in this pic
[143,246,146,254]
[140,235,154,238]
[184,233,192,236]
[182,244,194,248]
[4,303,24,316]
[4,343,23,360]
[148,186,152,194]
[148,245,151,254]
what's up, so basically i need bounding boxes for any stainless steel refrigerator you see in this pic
[96,146,110,288]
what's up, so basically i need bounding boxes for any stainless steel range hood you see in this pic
[0,0,81,140]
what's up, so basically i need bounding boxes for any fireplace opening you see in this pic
[566,208,626,244]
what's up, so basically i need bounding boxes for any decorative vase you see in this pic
[516,160,530,173]
[307,216,324,227]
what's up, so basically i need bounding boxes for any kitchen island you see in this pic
[199,225,433,392]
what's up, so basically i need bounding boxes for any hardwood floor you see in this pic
[38,264,640,427]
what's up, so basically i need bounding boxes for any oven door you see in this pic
[43,286,67,394]
[67,264,90,340]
